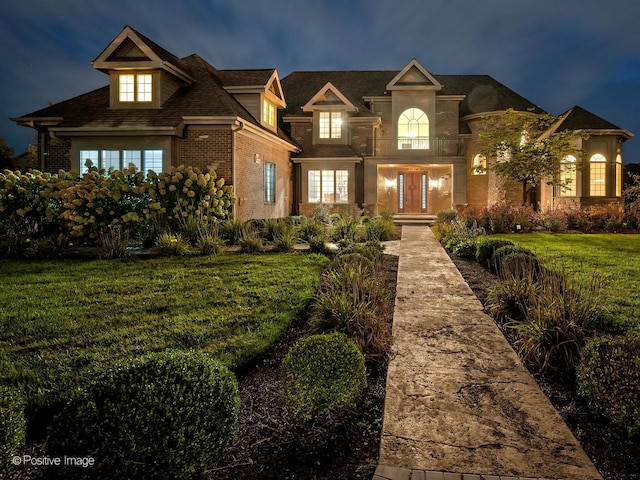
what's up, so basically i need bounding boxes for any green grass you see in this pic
[493,233,640,333]
[0,253,327,418]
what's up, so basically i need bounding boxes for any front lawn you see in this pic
[493,233,640,333]
[0,253,326,423]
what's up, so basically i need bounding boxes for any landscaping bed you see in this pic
[451,254,640,480]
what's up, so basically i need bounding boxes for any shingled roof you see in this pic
[15,54,290,142]
[280,70,544,118]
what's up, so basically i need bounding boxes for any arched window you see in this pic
[616,153,623,197]
[590,154,606,197]
[398,108,429,150]
[472,154,486,175]
[559,155,577,197]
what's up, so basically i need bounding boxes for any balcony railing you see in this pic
[364,136,466,157]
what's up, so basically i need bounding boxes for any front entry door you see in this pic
[399,171,425,213]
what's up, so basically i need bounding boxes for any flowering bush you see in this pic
[0,166,234,250]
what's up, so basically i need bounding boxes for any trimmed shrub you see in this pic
[451,238,477,258]
[577,335,640,437]
[436,208,457,224]
[475,238,514,267]
[45,350,240,480]
[1,386,26,476]
[491,244,535,274]
[364,216,396,242]
[280,332,367,420]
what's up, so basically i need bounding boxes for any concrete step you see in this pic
[392,214,436,226]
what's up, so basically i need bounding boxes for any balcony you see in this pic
[364,136,466,157]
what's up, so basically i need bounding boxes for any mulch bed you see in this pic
[451,255,640,480]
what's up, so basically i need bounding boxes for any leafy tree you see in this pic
[0,137,15,170]
[477,109,586,206]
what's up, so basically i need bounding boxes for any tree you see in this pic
[0,137,15,170]
[477,109,586,206]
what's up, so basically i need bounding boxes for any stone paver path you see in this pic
[375,226,602,480]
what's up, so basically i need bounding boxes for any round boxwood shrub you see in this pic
[577,335,640,437]
[436,208,457,224]
[280,332,367,420]
[1,386,26,476]
[475,238,515,267]
[45,350,240,480]
[491,244,536,274]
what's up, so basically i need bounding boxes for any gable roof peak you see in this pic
[386,59,443,91]
[302,81,358,112]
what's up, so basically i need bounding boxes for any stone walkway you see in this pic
[374,226,602,480]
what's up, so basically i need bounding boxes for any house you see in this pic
[13,27,633,220]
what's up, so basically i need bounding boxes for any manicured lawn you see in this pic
[0,253,326,416]
[493,233,640,333]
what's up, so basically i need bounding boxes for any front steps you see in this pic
[392,214,436,226]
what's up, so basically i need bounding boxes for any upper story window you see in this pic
[398,108,429,150]
[589,153,607,197]
[559,155,577,197]
[263,99,276,128]
[472,154,486,175]
[319,112,342,139]
[119,73,153,102]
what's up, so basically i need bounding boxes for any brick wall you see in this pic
[42,135,71,173]
[179,126,233,181]
[233,131,292,220]
[435,101,460,137]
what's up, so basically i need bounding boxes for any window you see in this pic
[119,73,152,102]
[263,99,276,127]
[472,154,486,175]
[307,169,349,203]
[319,112,342,139]
[80,149,164,173]
[398,108,429,150]
[264,163,275,203]
[589,154,606,197]
[559,155,577,197]
[616,154,623,197]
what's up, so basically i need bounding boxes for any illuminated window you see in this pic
[559,155,577,197]
[263,99,276,127]
[319,112,342,139]
[589,154,606,197]
[307,169,349,203]
[398,108,429,150]
[119,75,135,102]
[264,163,275,203]
[80,150,163,173]
[616,154,623,197]
[472,154,486,175]
[119,73,152,102]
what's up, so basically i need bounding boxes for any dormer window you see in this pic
[319,112,342,139]
[263,99,276,128]
[119,73,152,102]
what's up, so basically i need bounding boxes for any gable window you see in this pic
[559,155,577,197]
[319,112,342,139]
[263,99,276,128]
[589,154,606,197]
[80,149,164,173]
[119,73,152,102]
[308,170,348,203]
[264,163,276,203]
[398,108,429,150]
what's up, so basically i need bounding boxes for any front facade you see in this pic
[13,27,633,220]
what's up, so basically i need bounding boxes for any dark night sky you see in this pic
[1,0,638,162]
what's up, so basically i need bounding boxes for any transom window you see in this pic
[319,112,342,139]
[398,108,429,150]
[589,153,606,197]
[559,155,577,197]
[119,74,153,102]
[308,169,348,203]
[264,163,276,203]
[80,149,163,174]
